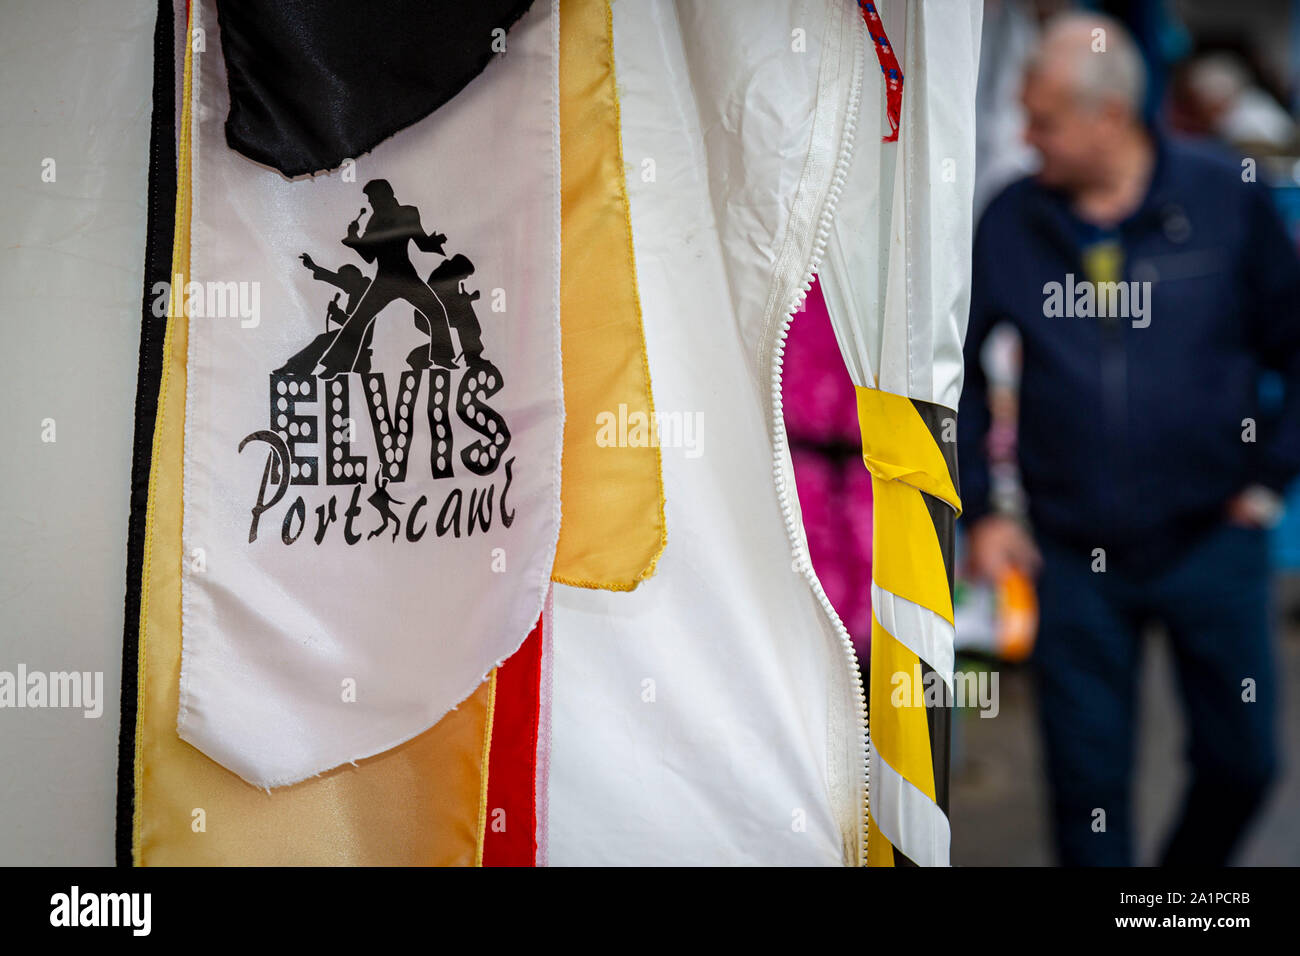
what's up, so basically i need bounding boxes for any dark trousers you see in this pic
[1032,521,1279,866]
[317,273,455,376]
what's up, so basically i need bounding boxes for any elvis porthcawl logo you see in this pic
[238,179,516,547]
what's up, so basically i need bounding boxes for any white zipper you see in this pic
[767,4,870,866]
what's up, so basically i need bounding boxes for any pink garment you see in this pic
[782,276,874,659]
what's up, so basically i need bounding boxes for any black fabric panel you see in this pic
[909,397,960,501]
[893,846,919,867]
[918,660,951,816]
[920,488,956,602]
[919,488,955,821]
[116,0,178,867]
[215,0,537,177]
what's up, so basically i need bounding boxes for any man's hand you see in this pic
[966,514,1042,582]
[345,209,364,241]
[299,252,316,270]
[1226,485,1285,529]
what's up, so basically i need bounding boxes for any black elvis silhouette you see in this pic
[366,472,404,541]
[275,254,373,376]
[414,253,486,366]
[315,179,457,378]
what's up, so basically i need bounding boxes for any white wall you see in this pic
[0,0,154,864]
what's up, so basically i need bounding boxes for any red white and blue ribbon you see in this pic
[858,1,903,142]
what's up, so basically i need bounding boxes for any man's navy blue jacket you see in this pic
[958,133,1300,571]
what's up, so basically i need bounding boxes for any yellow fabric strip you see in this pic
[552,0,666,591]
[867,814,895,868]
[868,615,937,802]
[870,475,954,624]
[855,386,960,511]
[131,8,490,866]
[473,670,498,868]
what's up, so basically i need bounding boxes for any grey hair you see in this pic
[1030,12,1147,115]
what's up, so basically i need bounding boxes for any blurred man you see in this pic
[959,13,1300,866]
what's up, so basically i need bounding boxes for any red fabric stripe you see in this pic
[858,1,903,143]
[482,615,543,867]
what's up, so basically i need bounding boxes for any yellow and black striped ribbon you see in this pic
[856,386,960,867]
